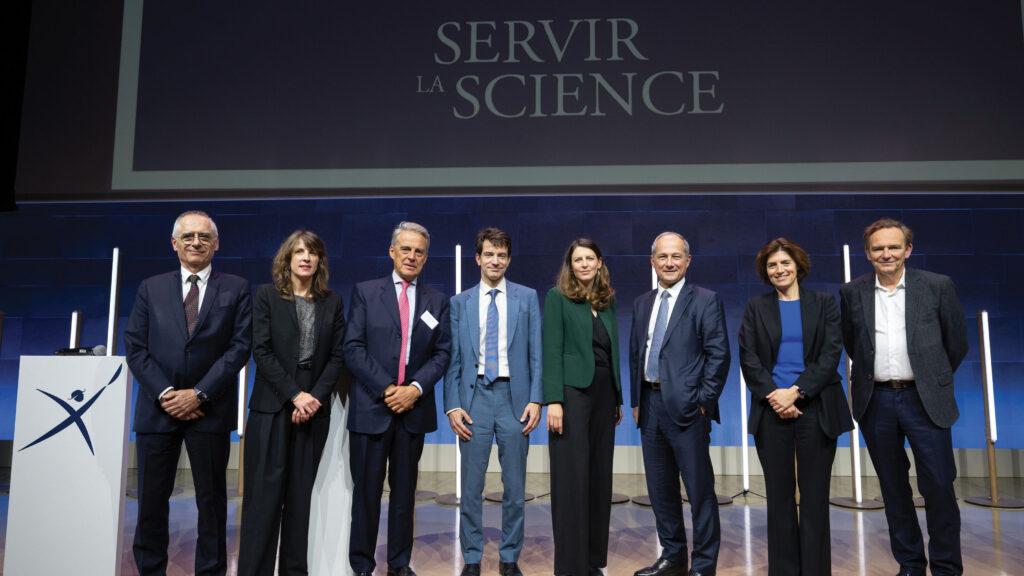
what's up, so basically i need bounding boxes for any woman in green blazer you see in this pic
[543,238,623,576]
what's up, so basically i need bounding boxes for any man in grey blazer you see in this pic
[444,228,543,576]
[840,218,968,576]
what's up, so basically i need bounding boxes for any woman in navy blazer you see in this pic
[739,238,853,576]
[238,230,347,576]
[543,238,623,576]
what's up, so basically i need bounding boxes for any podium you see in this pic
[5,356,132,576]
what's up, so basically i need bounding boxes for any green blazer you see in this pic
[542,287,622,405]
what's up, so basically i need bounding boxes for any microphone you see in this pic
[54,345,107,356]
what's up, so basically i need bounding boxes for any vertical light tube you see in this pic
[238,364,248,436]
[69,310,82,348]
[740,374,750,492]
[454,244,462,499]
[106,247,121,355]
[980,311,998,443]
[843,245,864,503]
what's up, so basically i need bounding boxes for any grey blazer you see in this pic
[840,266,968,429]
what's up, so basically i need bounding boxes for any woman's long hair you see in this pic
[272,230,330,301]
[556,238,614,311]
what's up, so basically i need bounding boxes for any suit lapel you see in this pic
[662,282,693,346]
[311,294,325,342]
[506,283,520,348]
[798,289,818,363]
[764,294,782,360]
[191,270,220,340]
[637,290,656,357]
[859,276,876,350]
[904,267,921,347]
[467,285,481,360]
[170,271,189,340]
[378,277,402,329]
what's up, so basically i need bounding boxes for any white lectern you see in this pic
[6,356,131,576]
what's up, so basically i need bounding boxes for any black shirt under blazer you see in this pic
[739,287,853,439]
[249,283,347,414]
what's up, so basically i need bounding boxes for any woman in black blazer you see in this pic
[543,238,623,576]
[238,230,346,576]
[739,238,853,576]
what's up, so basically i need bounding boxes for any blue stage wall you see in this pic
[1,194,1022,449]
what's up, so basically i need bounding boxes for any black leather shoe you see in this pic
[461,564,480,576]
[387,567,417,576]
[634,558,687,576]
[499,562,523,576]
[354,573,373,576]
[688,571,711,576]
[590,568,604,576]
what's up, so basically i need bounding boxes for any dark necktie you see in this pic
[184,274,200,336]
[484,288,499,383]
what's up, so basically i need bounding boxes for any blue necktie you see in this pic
[646,290,671,382]
[484,288,499,383]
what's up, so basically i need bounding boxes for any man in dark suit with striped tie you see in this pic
[124,210,253,576]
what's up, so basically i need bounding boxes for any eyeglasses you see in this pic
[179,232,216,245]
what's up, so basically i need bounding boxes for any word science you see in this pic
[418,18,725,120]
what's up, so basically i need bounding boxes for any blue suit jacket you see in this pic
[343,276,451,435]
[124,270,253,434]
[629,281,730,427]
[443,281,543,417]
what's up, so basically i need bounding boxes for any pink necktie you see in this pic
[398,281,411,384]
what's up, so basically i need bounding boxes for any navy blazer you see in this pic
[840,266,968,429]
[249,284,346,414]
[739,288,853,439]
[125,269,253,434]
[444,281,543,417]
[343,276,451,435]
[629,281,730,427]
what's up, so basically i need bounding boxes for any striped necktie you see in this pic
[184,274,200,336]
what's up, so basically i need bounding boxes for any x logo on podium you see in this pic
[19,364,123,456]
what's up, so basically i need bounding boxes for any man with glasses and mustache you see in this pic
[125,210,252,576]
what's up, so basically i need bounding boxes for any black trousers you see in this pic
[134,429,230,576]
[549,365,617,576]
[237,396,330,576]
[349,417,425,573]
[754,399,837,576]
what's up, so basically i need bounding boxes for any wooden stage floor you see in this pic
[1,471,1022,575]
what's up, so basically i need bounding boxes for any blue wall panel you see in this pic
[2,194,1022,450]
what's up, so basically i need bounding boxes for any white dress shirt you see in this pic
[180,264,212,311]
[644,278,686,380]
[873,269,915,381]
[477,278,510,379]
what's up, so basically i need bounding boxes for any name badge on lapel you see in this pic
[420,310,439,330]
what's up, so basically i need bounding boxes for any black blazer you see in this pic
[739,287,853,439]
[840,267,968,428]
[249,283,347,414]
[343,276,451,435]
[125,269,253,434]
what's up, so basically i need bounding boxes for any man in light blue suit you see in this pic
[445,228,543,576]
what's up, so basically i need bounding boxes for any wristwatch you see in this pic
[194,388,209,403]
